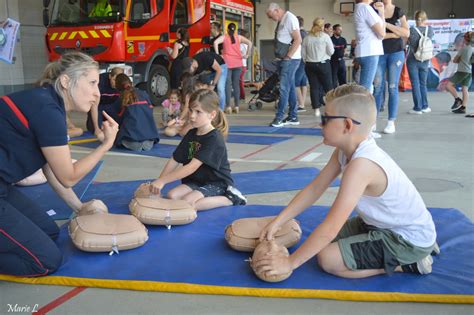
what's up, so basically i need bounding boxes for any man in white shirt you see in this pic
[266,3,302,127]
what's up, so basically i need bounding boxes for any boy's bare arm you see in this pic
[261,150,342,240]
[289,158,375,270]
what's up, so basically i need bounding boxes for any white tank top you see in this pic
[338,138,436,247]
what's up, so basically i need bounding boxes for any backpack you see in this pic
[413,26,434,62]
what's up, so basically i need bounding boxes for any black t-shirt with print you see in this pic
[173,128,233,186]
[383,6,405,54]
[193,52,225,75]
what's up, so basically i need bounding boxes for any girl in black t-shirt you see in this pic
[150,89,246,210]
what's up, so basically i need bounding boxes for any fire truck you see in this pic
[42,0,254,105]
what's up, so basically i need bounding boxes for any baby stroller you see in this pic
[248,63,280,111]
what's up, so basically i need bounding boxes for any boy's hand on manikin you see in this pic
[259,220,281,242]
[253,254,293,278]
[150,179,164,196]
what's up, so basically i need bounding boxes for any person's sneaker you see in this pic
[408,109,423,115]
[225,107,232,115]
[452,106,466,114]
[314,108,321,117]
[283,117,300,125]
[233,107,239,114]
[431,242,441,256]
[421,107,432,113]
[371,131,382,139]
[297,106,306,112]
[225,186,247,205]
[270,118,284,127]
[383,120,396,134]
[451,97,463,110]
[401,255,433,275]
[371,124,381,139]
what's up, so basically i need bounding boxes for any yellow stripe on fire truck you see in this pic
[49,29,112,41]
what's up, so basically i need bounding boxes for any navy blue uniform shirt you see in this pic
[331,35,348,61]
[115,89,160,145]
[0,85,67,194]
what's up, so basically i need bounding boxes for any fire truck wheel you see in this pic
[147,64,170,106]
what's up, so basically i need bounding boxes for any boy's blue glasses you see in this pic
[321,115,361,126]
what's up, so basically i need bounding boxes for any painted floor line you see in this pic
[299,152,322,162]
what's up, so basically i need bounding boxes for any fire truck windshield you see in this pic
[50,0,123,26]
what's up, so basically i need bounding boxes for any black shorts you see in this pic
[184,181,227,197]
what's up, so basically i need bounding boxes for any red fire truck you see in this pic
[43,0,254,105]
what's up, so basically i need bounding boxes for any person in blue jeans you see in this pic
[354,0,385,95]
[0,52,118,276]
[406,10,434,115]
[373,0,409,135]
[266,3,302,127]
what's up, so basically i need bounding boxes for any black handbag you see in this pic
[274,22,292,59]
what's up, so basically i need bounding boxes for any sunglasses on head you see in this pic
[320,115,361,126]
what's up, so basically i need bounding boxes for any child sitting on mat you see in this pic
[161,89,181,126]
[254,84,438,279]
[114,73,160,151]
[150,89,246,210]
[163,73,211,137]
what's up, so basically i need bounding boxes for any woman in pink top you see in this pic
[214,23,252,114]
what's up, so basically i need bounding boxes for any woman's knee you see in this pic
[43,245,63,274]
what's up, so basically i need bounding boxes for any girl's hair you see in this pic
[115,73,138,107]
[228,23,237,44]
[169,89,180,98]
[310,17,325,35]
[180,72,198,101]
[38,51,98,100]
[414,10,428,25]
[176,27,190,42]
[189,89,228,138]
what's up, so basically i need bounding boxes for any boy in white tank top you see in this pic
[254,84,438,279]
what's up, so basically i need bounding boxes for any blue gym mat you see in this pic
[160,133,293,145]
[71,131,292,146]
[229,125,323,136]
[16,162,104,220]
[1,202,472,303]
[82,167,340,206]
[74,142,176,158]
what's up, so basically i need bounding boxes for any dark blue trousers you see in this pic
[0,184,62,276]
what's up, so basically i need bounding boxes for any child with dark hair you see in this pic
[150,89,246,210]
[114,73,159,151]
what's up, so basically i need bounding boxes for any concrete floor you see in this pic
[0,90,473,314]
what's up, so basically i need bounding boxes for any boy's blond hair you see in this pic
[325,84,376,134]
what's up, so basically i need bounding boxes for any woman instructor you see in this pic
[0,52,118,276]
